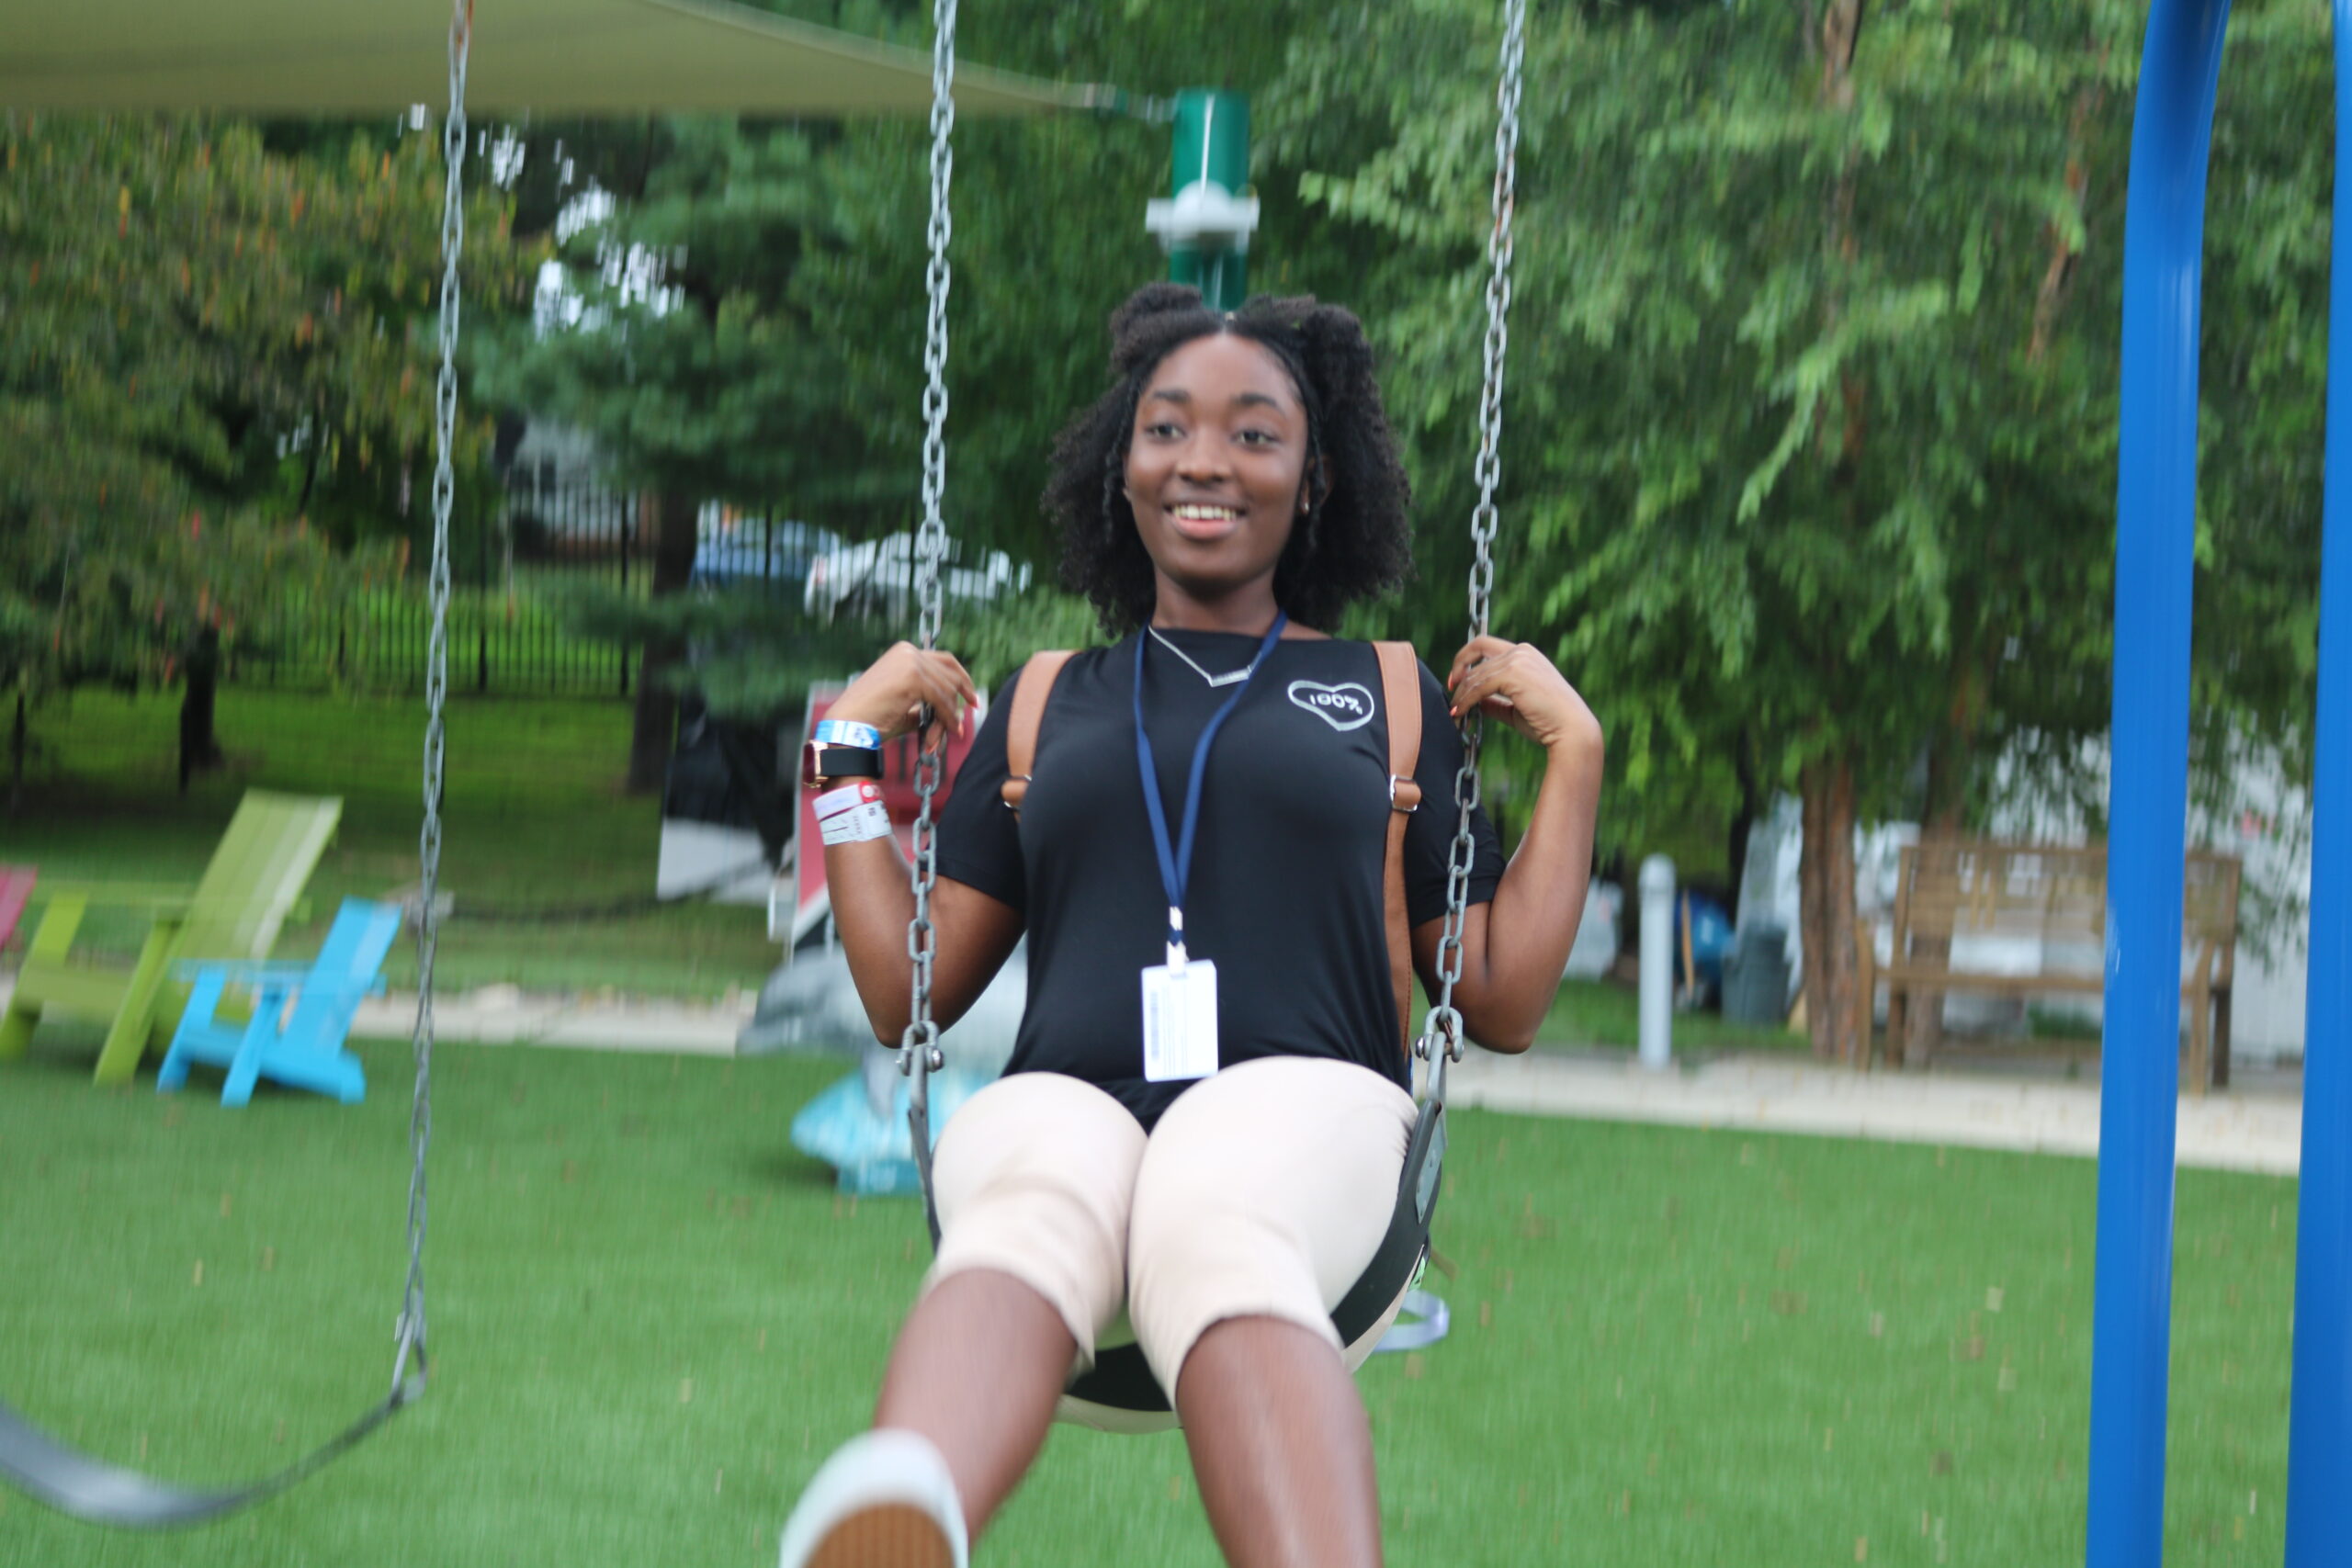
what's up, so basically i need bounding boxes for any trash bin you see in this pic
[1722,924,1792,1026]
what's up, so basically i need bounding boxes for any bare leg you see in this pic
[872,1268,1075,1541]
[1175,1316,1381,1568]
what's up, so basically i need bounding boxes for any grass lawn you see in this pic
[3,688,1767,1058]
[0,1019,2298,1567]
[1532,977,1804,1058]
[1,687,780,1000]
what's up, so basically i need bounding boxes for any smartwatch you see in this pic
[802,739,884,790]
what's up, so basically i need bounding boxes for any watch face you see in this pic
[802,740,879,788]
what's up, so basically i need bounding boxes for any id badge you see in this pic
[1141,959,1219,1082]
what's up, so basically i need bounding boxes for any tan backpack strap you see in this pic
[1375,642,1423,1061]
[1000,650,1076,816]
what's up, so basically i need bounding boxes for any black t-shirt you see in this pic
[935,628,1504,1131]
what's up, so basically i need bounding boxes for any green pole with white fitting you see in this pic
[1148,89,1257,310]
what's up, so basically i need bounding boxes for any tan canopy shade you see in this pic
[0,0,1102,116]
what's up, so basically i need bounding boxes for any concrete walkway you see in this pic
[351,985,753,1055]
[1444,1048,2302,1177]
[356,987,2304,1179]
[12,978,2304,1177]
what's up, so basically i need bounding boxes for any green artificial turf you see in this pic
[0,1021,2299,1567]
[1,687,780,1000]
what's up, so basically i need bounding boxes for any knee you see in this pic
[1125,1199,1332,1391]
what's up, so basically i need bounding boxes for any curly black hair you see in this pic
[1045,282,1415,637]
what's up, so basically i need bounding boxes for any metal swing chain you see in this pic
[899,0,958,1121]
[1419,0,1525,1099]
[394,0,471,1401]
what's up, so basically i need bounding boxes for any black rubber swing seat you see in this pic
[0,1374,419,1529]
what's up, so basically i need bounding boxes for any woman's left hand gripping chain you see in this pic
[1444,636,1602,758]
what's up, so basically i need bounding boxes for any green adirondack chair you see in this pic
[0,791,342,1085]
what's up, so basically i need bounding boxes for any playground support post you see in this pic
[2090,2,2232,1564]
[1148,89,1254,310]
[2285,5,2352,1560]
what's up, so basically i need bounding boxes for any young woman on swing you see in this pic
[780,283,1602,1568]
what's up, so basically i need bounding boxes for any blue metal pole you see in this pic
[2284,6,2352,1558]
[2090,3,2232,1564]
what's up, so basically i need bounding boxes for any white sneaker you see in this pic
[777,1428,969,1568]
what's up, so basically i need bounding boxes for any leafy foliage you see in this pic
[0,114,537,716]
[17,0,2336,996]
[1254,0,2341,1047]
[1278,2,2143,838]
[474,0,1343,716]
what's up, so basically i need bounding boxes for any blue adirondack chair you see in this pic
[158,898,404,1107]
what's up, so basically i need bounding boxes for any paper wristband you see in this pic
[813,782,880,818]
[812,718,883,750]
[815,782,893,846]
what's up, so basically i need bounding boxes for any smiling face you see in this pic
[1123,332,1312,624]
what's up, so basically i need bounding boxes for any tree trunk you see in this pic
[178,626,222,794]
[1726,735,1768,919]
[1798,5,1870,1066]
[294,395,328,517]
[1799,753,1861,1063]
[1818,0,1864,108]
[1820,0,1868,472]
[2030,52,2109,366]
[626,491,699,795]
[8,688,24,814]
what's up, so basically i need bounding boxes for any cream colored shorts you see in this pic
[925,1054,1419,1416]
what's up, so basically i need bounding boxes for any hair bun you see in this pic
[1268,299,1372,415]
[1108,283,1211,370]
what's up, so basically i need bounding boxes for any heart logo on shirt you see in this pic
[1287,680,1374,732]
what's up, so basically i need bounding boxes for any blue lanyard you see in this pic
[1133,613,1288,962]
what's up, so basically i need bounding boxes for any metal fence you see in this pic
[239,478,649,697]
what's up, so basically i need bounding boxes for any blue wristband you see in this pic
[813,718,883,750]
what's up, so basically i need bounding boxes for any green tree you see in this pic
[478,0,1346,783]
[1278,1,2151,1058]
[0,113,536,794]
[468,1,2340,1058]
[480,117,891,788]
[2194,0,2335,792]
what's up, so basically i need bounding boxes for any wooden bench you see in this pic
[1854,840,2242,1090]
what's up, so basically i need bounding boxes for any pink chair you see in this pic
[0,867,33,953]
